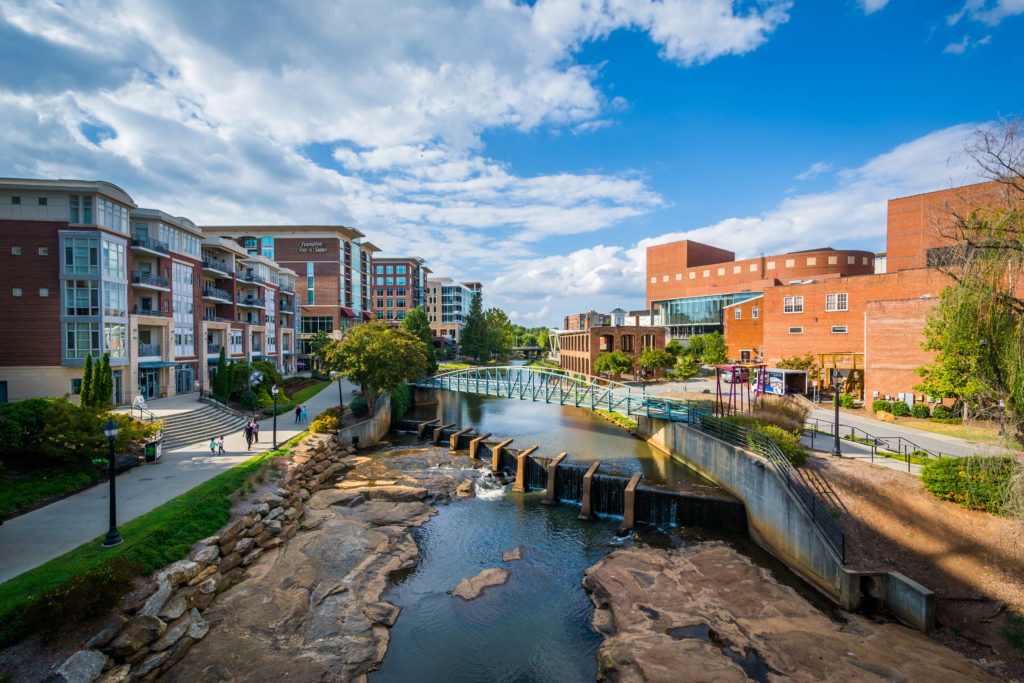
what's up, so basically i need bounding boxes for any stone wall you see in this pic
[49,433,367,683]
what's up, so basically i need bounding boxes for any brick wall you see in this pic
[558,326,666,377]
[722,296,764,361]
[0,220,64,366]
[865,298,938,402]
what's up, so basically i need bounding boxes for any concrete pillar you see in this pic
[417,418,440,438]
[449,428,473,450]
[617,471,643,534]
[512,445,539,492]
[468,433,492,459]
[578,461,600,520]
[432,423,456,445]
[540,452,568,506]
[491,438,514,473]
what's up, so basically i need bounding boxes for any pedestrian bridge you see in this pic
[410,365,699,421]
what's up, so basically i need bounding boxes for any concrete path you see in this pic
[801,432,924,475]
[0,377,357,585]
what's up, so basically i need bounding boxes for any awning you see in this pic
[138,361,177,369]
[340,307,357,318]
[362,311,372,321]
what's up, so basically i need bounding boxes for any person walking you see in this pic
[300,404,308,423]
[243,422,253,450]
[252,419,260,444]
[294,405,302,423]
[217,436,225,455]
[209,438,217,454]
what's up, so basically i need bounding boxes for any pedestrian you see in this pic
[217,436,225,455]
[294,405,302,423]
[243,422,253,450]
[301,404,308,422]
[252,419,260,443]
[209,438,217,454]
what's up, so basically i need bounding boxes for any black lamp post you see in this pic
[337,373,344,407]
[271,384,279,449]
[102,418,123,548]
[831,370,843,458]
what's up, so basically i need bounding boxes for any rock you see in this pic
[452,568,509,600]
[95,664,130,683]
[248,522,265,537]
[138,580,173,617]
[280,522,299,542]
[233,536,255,554]
[132,650,171,678]
[502,545,525,562]
[260,493,285,507]
[298,487,311,500]
[327,490,366,507]
[85,614,127,648]
[258,536,283,551]
[266,519,283,535]
[242,548,264,566]
[219,519,246,544]
[54,649,107,683]
[108,615,166,658]
[455,480,474,498]
[219,551,243,573]
[197,573,221,594]
[150,612,193,652]
[243,514,257,527]
[188,565,218,586]
[155,560,201,588]
[123,646,149,666]
[357,485,428,502]
[364,601,401,627]
[252,502,271,516]
[191,545,219,565]
[198,535,220,546]
[219,537,239,555]
[158,587,196,621]
[162,635,196,670]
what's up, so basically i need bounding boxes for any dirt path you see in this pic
[807,454,1024,678]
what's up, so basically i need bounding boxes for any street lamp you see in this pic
[831,370,843,458]
[271,384,279,449]
[336,372,344,407]
[101,418,123,548]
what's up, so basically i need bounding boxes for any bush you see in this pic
[749,395,808,433]
[390,383,412,421]
[310,406,345,433]
[920,456,1018,514]
[890,400,910,417]
[911,403,931,419]
[256,387,273,408]
[20,556,142,642]
[238,390,260,412]
[758,424,809,466]
[871,400,892,413]
[838,394,856,409]
[931,404,954,419]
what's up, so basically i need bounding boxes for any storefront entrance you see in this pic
[175,364,194,395]
[139,368,160,399]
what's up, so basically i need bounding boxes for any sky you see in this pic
[1,0,1022,327]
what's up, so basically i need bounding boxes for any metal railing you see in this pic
[202,286,232,301]
[202,257,230,273]
[207,343,222,354]
[804,417,956,463]
[138,342,161,356]
[131,235,170,255]
[203,314,231,322]
[132,271,169,288]
[132,306,169,317]
[237,296,266,307]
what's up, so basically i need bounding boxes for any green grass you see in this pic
[527,359,561,370]
[594,409,638,431]
[0,433,308,647]
[1,468,103,518]
[876,451,934,467]
[264,380,330,415]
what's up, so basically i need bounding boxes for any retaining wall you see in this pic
[336,393,391,448]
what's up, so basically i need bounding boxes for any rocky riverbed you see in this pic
[582,542,1001,682]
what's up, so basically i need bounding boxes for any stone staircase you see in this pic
[158,404,250,452]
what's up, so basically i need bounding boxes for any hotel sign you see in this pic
[296,240,328,254]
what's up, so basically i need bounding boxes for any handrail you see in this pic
[803,417,955,460]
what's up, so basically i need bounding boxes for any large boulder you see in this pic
[452,568,509,600]
[54,649,107,683]
[155,560,201,587]
[107,614,166,658]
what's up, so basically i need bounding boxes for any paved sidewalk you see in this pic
[0,377,356,585]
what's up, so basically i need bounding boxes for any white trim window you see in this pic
[788,327,803,334]
[831,325,848,334]
[752,307,759,319]
[734,308,741,320]
[825,292,848,312]
[783,296,803,313]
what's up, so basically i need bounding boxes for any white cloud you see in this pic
[795,161,832,180]
[857,0,890,14]
[944,35,970,53]
[948,0,1024,25]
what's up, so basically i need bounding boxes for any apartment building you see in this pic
[557,326,667,378]
[204,225,379,364]
[563,311,610,331]
[425,277,482,343]
[371,256,430,326]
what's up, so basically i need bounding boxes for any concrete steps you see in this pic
[159,405,250,451]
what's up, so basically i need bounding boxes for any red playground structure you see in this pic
[714,363,767,416]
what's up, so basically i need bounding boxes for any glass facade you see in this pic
[651,292,761,339]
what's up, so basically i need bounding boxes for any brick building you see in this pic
[563,310,610,330]
[371,256,430,326]
[557,326,666,378]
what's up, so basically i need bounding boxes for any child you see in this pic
[217,436,225,455]
[209,438,217,454]
[301,404,308,422]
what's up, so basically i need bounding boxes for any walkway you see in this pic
[0,377,356,585]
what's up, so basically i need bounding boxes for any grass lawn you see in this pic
[0,433,307,647]
[0,468,103,519]
[265,380,330,415]
[862,412,1021,448]
[594,409,638,431]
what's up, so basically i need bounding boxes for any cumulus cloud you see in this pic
[948,0,1024,26]
[857,0,890,14]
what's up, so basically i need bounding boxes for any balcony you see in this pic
[138,342,161,358]
[202,257,231,276]
[240,272,266,285]
[203,313,231,322]
[251,343,262,353]
[131,271,170,291]
[279,301,295,313]
[207,342,222,356]
[132,306,170,318]
[202,286,232,303]
[131,234,170,257]
[237,296,266,308]
[279,282,295,294]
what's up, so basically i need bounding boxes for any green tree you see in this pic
[321,322,429,416]
[485,307,513,360]
[401,306,437,374]
[669,353,701,384]
[212,347,229,399]
[460,294,489,361]
[640,347,674,377]
[593,350,633,380]
[689,331,727,365]
[308,330,332,369]
[80,354,94,407]
[98,352,113,407]
[665,339,685,361]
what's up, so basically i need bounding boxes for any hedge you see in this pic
[872,400,892,413]
[891,400,910,417]
[931,405,954,420]
[920,455,1017,515]
[911,403,931,419]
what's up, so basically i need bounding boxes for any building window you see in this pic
[828,256,837,265]
[847,255,855,265]
[64,237,99,275]
[785,259,795,268]
[397,299,406,308]
[65,280,99,315]
[650,276,656,283]
[11,196,20,205]
[261,236,274,260]
[102,240,126,278]
[717,268,725,275]
[65,321,101,358]
[39,288,49,297]
[38,247,48,255]
[752,307,758,319]
[862,257,869,265]
[702,270,710,277]
[376,265,384,274]
[38,197,47,206]
[96,197,129,234]
[788,327,803,334]
[675,273,681,280]
[825,293,848,312]
[783,296,803,313]
[749,263,757,272]
[689,272,695,279]
[68,195,93,224]
[831,325,848,334]
[734,308,741,320]
[397,265,406,274]
[397,276,406,285]
[806,257,816,266]
[621,335,634,351]
[299,316,334,334]
[12,288,22,297]
[10,246,21,255]
[71,378,82,395]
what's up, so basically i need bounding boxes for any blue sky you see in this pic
[1,0,1021,326]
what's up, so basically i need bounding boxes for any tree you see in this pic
[213,347,229,399]
[593,350,633,380]
[640,347,674,378]
[668,354,702,395]
[914,322,985,419]
[688,331,727,365]
[460,294,489,361]
[308,330,332,370]
[88,352,112,408]
[665,339,685,361]
[401,306,437,375]
[80,354,94,406]
[321,322,429,416]
[485,307,513,360]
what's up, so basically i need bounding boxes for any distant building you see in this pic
[563,310,610,330]
[371,256,430,326]
[425,277,482,344]
[557,326,667,378]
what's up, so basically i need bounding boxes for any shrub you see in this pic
[349,394,368,417]
[238,389,260,411]
[256,387,273,408]
[758,424,809,466]
[310,406,344,433]
[871,400,892,413]
[911,404,931,419]
[890,400,910,417]
[931,404,954,419]
[838,394,856,409]
[749,395,808,433]
[920,456,1018,515]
